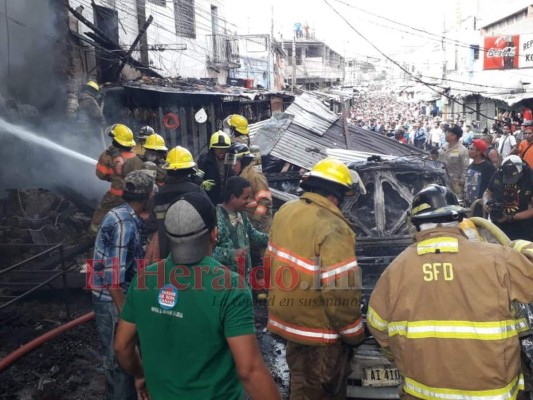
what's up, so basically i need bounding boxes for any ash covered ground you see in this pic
[0,291,290,399]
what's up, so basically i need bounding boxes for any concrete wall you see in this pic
[69,0,230,82]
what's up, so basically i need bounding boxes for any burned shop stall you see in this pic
[103,83,291,157]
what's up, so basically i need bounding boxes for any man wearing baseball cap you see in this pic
[439,124,469,197]
[114,192,281,400]
[90,170,155,400]
[464,139,496,209]
[483,155,533,240]
[519,120,533,168]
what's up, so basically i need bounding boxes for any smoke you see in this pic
[0,116,108,203]
[0,0,109,203]
[0,0,66,111]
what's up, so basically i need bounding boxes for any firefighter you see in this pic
[267,157,364,400]
[197,130,231,204]
[78,80,105,128]
[90,124,136,234]
[123,133,168,187]
[133,125,155,156]
[153,146,208,259]
[77,81,106,147]
[224,114,250,145]
[368,184,533,399]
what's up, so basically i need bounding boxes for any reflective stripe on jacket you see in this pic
[96,146,136,196]
[267,192,364,346]
[368,227,533,398]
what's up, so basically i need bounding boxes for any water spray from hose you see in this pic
[0,117,97,166]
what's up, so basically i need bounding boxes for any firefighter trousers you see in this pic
[286,341,352,400]
[90,192,123,234]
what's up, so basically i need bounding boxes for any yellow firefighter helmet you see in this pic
[143,133,168,151]
[209,131,231,149]
[163,146,196,170]
[86,81,100,91]
[308,158,353,190]
[227,114,249,135]
[108,124,135,147]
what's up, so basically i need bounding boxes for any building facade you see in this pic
[282,38,345,90]
[68,0,239,84]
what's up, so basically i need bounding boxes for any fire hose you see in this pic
[466,217,533,375]
[0,311,95,372]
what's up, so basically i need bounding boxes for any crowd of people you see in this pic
[349,91,533,241]
[83,78,533,400]
[87,105,285,399]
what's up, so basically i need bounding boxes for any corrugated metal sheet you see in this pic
[248,118,269,139]
[284,92,338,136]
[326,149,395,163]
[252,93,427,169]
[338,121,428,158]
[256,122,427,169]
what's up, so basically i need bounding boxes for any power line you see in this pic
[330,0,531,60]
[321,0,505,125]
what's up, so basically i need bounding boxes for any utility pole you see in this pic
[341,95,350,148]
[136,0,149,66]
[269,6,274,90]
[292,31,297,93]
[441,15,448,121]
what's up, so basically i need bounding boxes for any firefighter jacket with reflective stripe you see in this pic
[96,146,136,196]
[239,164,272,232]
[368,227,533,400]
[267,192,364,346]
[78,92,105,126]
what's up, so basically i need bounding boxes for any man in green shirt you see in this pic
[114,192,280,400]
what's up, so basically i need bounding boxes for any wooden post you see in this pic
[116,15,153,80]
[340,95,350,149]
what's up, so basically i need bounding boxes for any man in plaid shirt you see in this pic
[89,170,154,400]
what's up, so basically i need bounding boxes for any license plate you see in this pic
[362,367,401,387]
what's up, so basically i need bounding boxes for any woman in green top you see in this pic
[213,176,269,278]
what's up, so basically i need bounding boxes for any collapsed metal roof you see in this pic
[283,92,339,136]
[252,93,427,169]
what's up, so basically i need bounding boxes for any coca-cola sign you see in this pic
[483,35,519,70]
[487,47,516,58]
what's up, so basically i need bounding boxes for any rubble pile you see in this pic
[0,189,92,267]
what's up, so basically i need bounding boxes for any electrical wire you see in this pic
[322,0,511,124]
[330,0,531,60]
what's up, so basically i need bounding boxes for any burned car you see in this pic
[266,155,449,398]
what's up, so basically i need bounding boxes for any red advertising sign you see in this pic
[483,35,519,70]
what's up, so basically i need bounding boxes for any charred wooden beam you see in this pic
[67,4,162,79]
[116,15,154,80]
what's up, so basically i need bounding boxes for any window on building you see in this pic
[296,48,302,65]
[211,5,218,35]
[174,0,196,39]
[307,45,321,58]
[471,45,480,60]
[148,0,166,6]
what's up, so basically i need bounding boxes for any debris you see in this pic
[0,189,92,267]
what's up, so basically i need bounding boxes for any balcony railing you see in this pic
[206,34,241,70]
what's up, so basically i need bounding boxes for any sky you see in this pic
[223,0,532,61]
[223,0,446,59]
